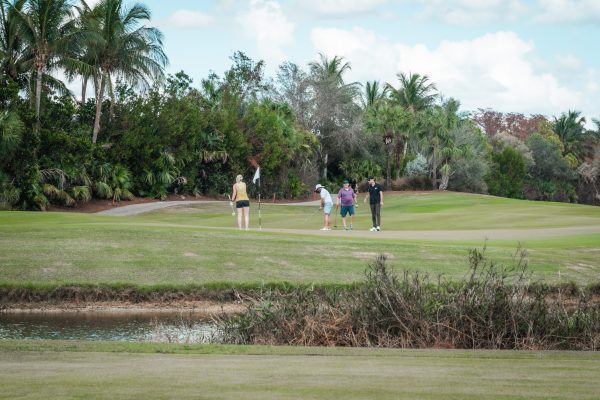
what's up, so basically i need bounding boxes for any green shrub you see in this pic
[486,147,525,198]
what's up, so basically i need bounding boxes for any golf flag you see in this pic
[252,167,260,184]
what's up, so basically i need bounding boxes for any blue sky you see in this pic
[89,0,600,122]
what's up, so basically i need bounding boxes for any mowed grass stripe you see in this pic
[1,341,599,400]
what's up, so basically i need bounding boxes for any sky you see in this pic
[84,0,600,123]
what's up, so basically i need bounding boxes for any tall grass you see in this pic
[216,248,600,350]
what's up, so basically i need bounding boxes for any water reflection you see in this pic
[0,311,216,342]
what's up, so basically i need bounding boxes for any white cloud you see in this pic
[417,0,527,24]
[536,0,600,23]
[84,0,102,8]
[298,0,387,16]
[555,54,583,71]
[310,28,586,117]
[168,9,215,29]
[236,0,295,66]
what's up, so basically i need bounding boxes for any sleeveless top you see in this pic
[235,182,249,201]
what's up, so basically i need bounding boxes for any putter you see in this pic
[333,204,339,229]
[226,194,236,216]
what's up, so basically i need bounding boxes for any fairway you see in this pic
[1,341,599,400]
[1,192,599,286]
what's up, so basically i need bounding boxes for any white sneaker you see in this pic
[369,227,377,232]
[376,226,381,231]
[320,227,328,231]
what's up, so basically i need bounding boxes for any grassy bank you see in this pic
[1,192,599,289]
[1,340,599,399]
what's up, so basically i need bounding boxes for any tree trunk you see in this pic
[81,75,88,104]
[35,66,43,132]
[108,77,115,123]
[92,72,106,144]
[431,151,437,190]
[395,138,404,180]
[322,152,328,179]
[386,145,392,191]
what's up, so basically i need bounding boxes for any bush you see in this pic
[389,176,432,191]
[216,249,600,350]
[404,153,428,177]
[486,147,525,198]
[525,133,576,202]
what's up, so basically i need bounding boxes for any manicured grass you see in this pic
[1,340,599,399]
[1,192,599,287]
[141,191,600,230]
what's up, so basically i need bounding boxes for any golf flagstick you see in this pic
[253,166,261,230]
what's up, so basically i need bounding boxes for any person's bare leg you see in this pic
[342,216,347,229]
[237,208,243,230]
[244,206,250,230]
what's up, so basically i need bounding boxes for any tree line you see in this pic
[1,0,599,210]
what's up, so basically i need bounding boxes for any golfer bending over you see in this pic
[337,179,357,230]
[232,174,250,230]
[364,176,383,231]
[315,184,333,231]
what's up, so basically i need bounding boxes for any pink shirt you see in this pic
[337,188,356,206]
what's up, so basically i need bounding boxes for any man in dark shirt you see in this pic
[364,176,383,231]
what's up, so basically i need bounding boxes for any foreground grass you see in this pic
[1,340,599,400]
[1,192,599,287]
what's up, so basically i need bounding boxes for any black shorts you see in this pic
[236,200,250,208]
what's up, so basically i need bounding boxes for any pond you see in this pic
[0,311,217,343]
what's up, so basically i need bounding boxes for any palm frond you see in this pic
[94,180,113,198]
[71,185,91,202]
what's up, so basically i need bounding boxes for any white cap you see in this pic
[315,184,324,191]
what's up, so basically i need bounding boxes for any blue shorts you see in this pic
[340,205,355,217]
[323,203,333,215]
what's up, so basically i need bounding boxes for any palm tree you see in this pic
[385,73,438,179]
[0,0,30,85]
[88,0,168,143]
[307,53,360,178]
[362,80,387,108]
[386,72,437,113]
[65,0,98,104]
[553,110,599,160]
[309,53,351,85]
[11,0,86,131]
[417,102,468,190]
[364,102,408,189]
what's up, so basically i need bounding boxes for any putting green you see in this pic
[1,192,599,286]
